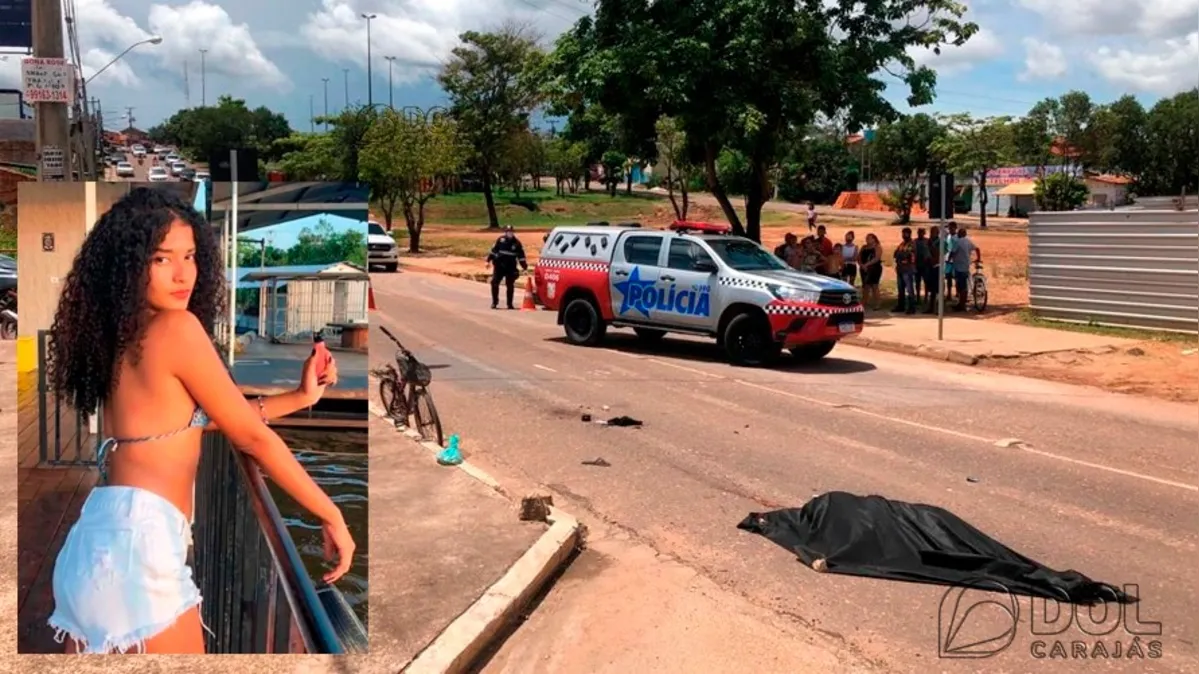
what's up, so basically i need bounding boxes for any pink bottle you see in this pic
[312,332,334,381]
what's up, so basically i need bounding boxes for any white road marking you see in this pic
[533,364,557,372]
[735,378,1197,493]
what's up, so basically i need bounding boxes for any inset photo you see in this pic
[16,180,370,655]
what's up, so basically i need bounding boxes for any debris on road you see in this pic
[582,457,612,467]
[1126,346,1146,356]
[1183,348,1197,356]
[581,413,593,422]
[738,491,1133,603]
[436,434,463,466]
[966,476,980,483]
[520,494,554,522]
[994,437,1027,448]
[605,415,643,427]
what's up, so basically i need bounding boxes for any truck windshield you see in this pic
[368,223,387,236]
[707,239,789,271]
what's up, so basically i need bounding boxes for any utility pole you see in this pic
[33,0,71,182]
[384,55,396,109]
[183,59,190,107]
[309,95,315,132]
[342,68,350,109]
[321,77,330,129]
[199,48,208,106]
[125,106,134,130]
[362,13,376,107]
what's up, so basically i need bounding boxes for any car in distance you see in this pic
[147,166,170,182]
[115,161,135,178]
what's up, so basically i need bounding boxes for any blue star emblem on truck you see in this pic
[614,266,656,318]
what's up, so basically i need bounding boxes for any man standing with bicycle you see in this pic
[950,225,981,312]
[486,225,528,310]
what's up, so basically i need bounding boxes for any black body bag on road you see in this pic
[737,491,1133,604]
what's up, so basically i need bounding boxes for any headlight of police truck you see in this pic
[770,285,820,303]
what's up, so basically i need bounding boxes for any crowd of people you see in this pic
[773,220,982,314]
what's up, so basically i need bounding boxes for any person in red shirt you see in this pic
[814,225,834,275]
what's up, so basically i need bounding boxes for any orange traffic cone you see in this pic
[368,285,377,311]
[521,277,537,311]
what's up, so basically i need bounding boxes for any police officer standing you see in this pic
[486,225,528,309]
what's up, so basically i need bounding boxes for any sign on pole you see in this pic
[21,57,75,104]
[40,145,65,179]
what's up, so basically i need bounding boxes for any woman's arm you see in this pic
[159,311,344,529]
[200,357,338,431]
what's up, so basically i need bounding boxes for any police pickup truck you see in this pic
[533,221,864,366]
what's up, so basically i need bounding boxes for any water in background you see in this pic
[270,427,369,630]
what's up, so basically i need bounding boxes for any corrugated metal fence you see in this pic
[1028,210,1199,334]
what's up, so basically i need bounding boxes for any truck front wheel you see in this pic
[563,297,607,346]
[790,341,836,363]
[723,313,779,367]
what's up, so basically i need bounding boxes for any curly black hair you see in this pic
[48,186,226,414]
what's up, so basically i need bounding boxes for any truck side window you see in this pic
[667,240,713,270]
[623,236,663,265]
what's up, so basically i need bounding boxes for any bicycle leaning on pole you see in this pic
[371,326,445,447]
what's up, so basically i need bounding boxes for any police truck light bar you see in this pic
[669,220,732,235]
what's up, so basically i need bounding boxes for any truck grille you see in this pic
[818,289,859,306]
[368,243,393,252]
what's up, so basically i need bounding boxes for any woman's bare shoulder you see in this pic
[144,310,208,349]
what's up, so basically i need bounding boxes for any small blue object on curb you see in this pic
[437,434,463,466]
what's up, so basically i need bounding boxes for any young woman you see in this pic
[46,187,356,655]
[840,231,859,286]
[858,233,884,310]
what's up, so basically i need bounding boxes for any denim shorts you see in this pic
[48,485,209,654]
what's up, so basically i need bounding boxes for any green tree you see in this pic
[1085,95,1148,179]
[318,105,382,183]
[871,113,946,223]
[1034,172,1088,211]
[545,0,976,241]
[273,132,340,180]
[546,137,588,195]
[1011,100,1056,173]
[287,220,367,267]
[148,96,292,162]
[497,127,545,195]
[777,130,858,205]
[439,26,546,228]
[931,114,1013,229]
[600,149,627,196]
[1141,88,1199,197]
[360,108,467,252]
[655,115,694,219]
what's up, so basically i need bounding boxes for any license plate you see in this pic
[838,322,856,334]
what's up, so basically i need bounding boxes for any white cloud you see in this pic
[907,27,1005,75]
[1018,37,1067,81]
[1090,31,1199,95]
[1017,0,1199,40]
[146,1,289,91]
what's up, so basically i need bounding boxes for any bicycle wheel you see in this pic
[410,387,445,448]
[972,278,989,313]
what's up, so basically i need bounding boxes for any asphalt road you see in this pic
[103,151,187,182]
[371,271,1198,673]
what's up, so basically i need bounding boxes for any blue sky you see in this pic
[0,1,1194,129]
[240,213,365,251]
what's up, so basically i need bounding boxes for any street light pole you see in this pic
[343,68,350,109]
[384,55,396,109]
[361,13,376,107]
[85,36,163,85]
[199,48,208,106]
[321,77,330,129]
[33,0,70,182]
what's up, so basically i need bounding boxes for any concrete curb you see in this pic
[842,334,981,366]
[368,402,582,674]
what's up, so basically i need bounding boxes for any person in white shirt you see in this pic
[840,231,859,285]
[806,202,817,232]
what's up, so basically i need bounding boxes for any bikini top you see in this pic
[97,406,210,483]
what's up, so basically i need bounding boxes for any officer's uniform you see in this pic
[486,231,527,309]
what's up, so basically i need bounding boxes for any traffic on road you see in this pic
[102,142,208,183]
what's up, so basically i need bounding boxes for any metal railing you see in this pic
[193,417,367,654]
[37,330,102,466]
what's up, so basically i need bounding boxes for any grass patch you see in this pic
[1014,309,1199,344]
[393,229,495,258]
[417,188,660,228]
